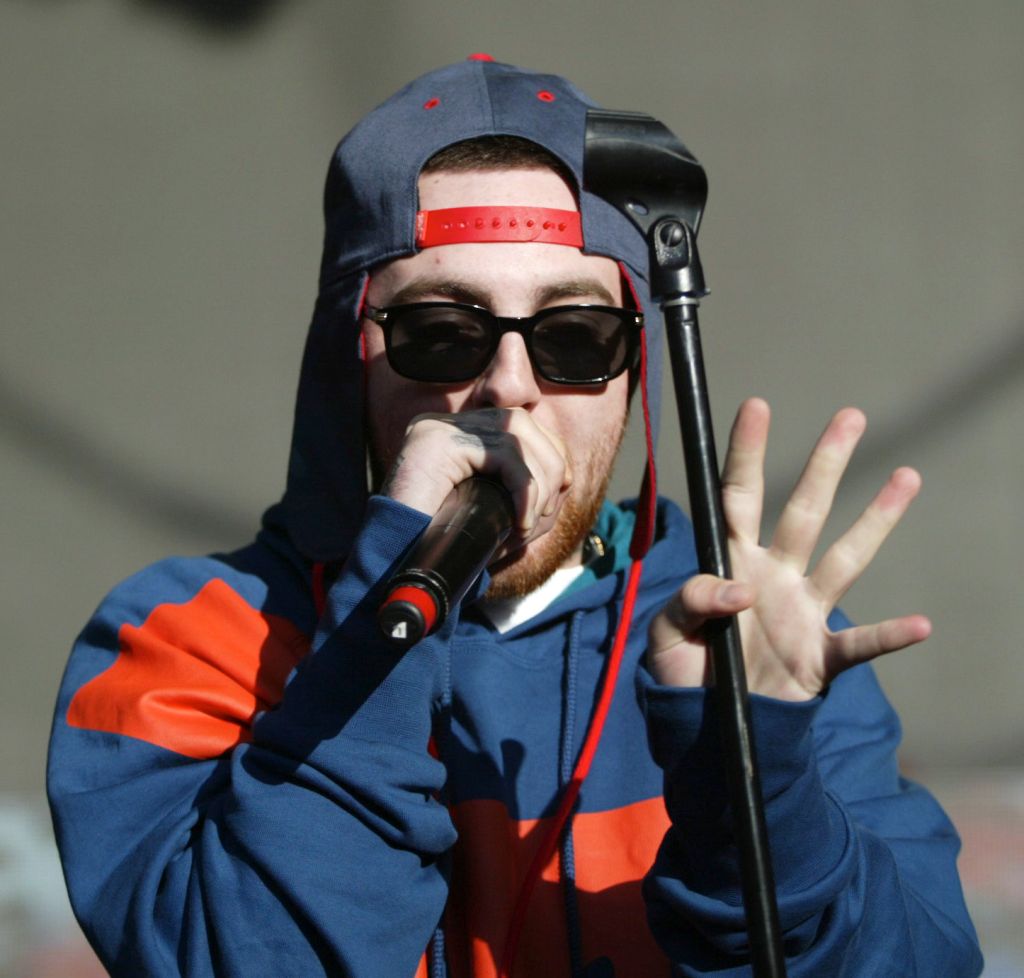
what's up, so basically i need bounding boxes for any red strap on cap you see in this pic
[415,206,583,248]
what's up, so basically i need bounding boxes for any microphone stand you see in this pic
[584,110,786,977]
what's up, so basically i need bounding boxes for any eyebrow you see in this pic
[386,276,618,308]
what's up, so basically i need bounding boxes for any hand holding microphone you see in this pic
[374,408,571,646]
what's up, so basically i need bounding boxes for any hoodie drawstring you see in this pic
[500,559,643,978]
[311,561,328,618]
[559,611,585,977]
[429,924,448,978]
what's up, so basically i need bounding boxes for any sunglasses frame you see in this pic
[364,301,644,386]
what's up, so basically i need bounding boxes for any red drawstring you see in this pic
[620,261,657,561]
[499,265,659,976]
[311,561,328,618]
[498,558,646,978]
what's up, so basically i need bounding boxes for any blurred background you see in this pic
[2,0,1021,974]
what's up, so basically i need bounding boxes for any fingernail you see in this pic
[720,584,745,605]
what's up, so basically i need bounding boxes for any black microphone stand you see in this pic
[584,110,787,978]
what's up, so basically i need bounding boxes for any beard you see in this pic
[367,409,628,602]
[483,415,626,599]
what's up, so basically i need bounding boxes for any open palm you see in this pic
[647,398,931,701]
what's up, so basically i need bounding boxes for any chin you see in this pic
[485,542,574,600]
[484,484,604,600]
[484,418,626,601]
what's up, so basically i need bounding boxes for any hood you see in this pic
[277,56,666,561]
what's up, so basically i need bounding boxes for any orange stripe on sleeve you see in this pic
[67,579,310,759]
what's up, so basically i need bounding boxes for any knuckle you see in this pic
[787,492,827,524]
[827,539,860,575]
[681,575,713,609]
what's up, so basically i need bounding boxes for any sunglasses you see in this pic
[364,301,643,385]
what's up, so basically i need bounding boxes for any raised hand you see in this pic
[647,398,932,701]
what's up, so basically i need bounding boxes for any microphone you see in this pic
[378,478,515,646]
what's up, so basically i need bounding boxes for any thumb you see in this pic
[649,575,753,653]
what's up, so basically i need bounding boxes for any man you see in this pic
[48,57,982,977]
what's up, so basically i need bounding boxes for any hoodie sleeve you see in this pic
[636,658,983,977]
[47,496,455,978]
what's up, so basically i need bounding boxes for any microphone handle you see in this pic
[378,478,515,646]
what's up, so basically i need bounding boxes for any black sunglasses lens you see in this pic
[387,306,492,381]
[382,303,636,384]
[531,309,630,382]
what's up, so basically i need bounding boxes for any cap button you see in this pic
[467,53,495,61]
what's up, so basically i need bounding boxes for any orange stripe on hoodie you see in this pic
[67,579,310,759]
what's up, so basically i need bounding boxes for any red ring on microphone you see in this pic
[381,584,439,635]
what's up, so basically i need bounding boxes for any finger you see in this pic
[720,397,770,542]
[648,574,754,653]
[489,411,565,538]
[410,407,569,538]
[824,614,932,679]
[392,411,533,530]
[381,414,484,514]
[770,407,866,571]
[505,410,571,521]
[812,466,923,606]
[440,414,536,531]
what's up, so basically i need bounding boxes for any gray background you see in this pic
[2,0,1022,972]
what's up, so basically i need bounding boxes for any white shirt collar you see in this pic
[477,563,586,634]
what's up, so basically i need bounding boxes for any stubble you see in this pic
[482,414,627,599]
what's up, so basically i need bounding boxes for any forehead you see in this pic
[419,165,577,210]
[368,168,622,307]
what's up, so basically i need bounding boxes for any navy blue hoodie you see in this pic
[48,58,982,978]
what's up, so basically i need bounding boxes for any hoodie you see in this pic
[47,57,982,978]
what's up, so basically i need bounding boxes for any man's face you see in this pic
[363,166,630,597]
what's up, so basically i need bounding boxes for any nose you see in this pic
[471,331,543,409]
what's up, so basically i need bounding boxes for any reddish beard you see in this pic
[483,416,626,599]
[368,413,628,601]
